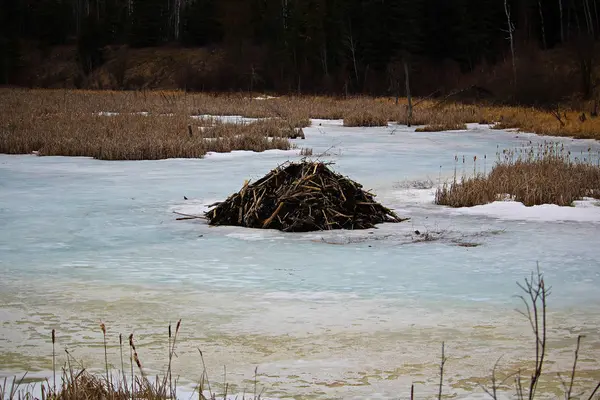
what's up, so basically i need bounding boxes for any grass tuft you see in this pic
[415,123,468,132]
[436,142,600,207]
[343,110,389,127]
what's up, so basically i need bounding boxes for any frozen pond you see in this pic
[1,121,600,399]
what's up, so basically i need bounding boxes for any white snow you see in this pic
[1,121,600,400]
[450,198,600,222]
[192,114,263,124]
[253,95,279,100]
[204,148,300,159]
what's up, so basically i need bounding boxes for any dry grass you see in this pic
[300,147,313,156]
[489,106,600,139]
[415,123,468,132]
[343,110,390,127]
[1,89,600,161]
[0,90,297,160]
[436,143,600,207]
[0,321,260,400]
[202,119,305,139]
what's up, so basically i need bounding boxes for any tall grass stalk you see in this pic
[129,334,135,400]
[119,333,128,396]
[100,321,110,391]
[52,328,56,395]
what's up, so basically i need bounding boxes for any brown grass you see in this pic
[1,89,600,161]
[415,123,468,132]
[343,110,390,127]
[300,147,313,156]
[0,90,296,160]
[436,143,600,207]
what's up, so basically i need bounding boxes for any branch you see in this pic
[438,342,447,400]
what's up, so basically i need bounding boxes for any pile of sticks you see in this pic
[205,161,408,232]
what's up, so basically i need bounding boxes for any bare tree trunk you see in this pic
[558,0,565,43]
[538,0,547,48]
[567,1,572,40]
[174,0,181,40]
[321,45,329,77]
[593,0,600,37]
[504,0,517,89]
[404,59,412,127]
[74,0,81,37]
[347,34,359,87]
[584,0,595,37]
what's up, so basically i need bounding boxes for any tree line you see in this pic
[0,0,598,99]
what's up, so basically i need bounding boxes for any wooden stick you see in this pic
[263,202,285,228]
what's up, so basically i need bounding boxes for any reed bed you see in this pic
[1,89,600,161]
[0,90,302,160]
[343,110,391,127]
[435,142,600,207]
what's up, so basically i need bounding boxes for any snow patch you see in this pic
[450,199,600,222]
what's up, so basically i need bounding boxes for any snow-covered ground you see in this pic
[1,121,600,399]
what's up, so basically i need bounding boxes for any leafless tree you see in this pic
[404,59,413,127]
[515,265,551,400]
[346,33,359,87]
[538,0,547,48]
[584,0,595,37]
[504,0,517,88]
[558,0,565,43]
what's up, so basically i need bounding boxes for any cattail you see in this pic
[129,333,135,400]
[100,321,109,387]
[175,319,181,335]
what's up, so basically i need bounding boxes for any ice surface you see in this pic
[1,122,600,399]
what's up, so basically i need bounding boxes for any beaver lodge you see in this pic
[205,161,408,232]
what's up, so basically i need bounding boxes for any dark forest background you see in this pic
[1,0,599,104]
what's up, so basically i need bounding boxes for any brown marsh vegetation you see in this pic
[1,89,600,161]
[435,142,600,207]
